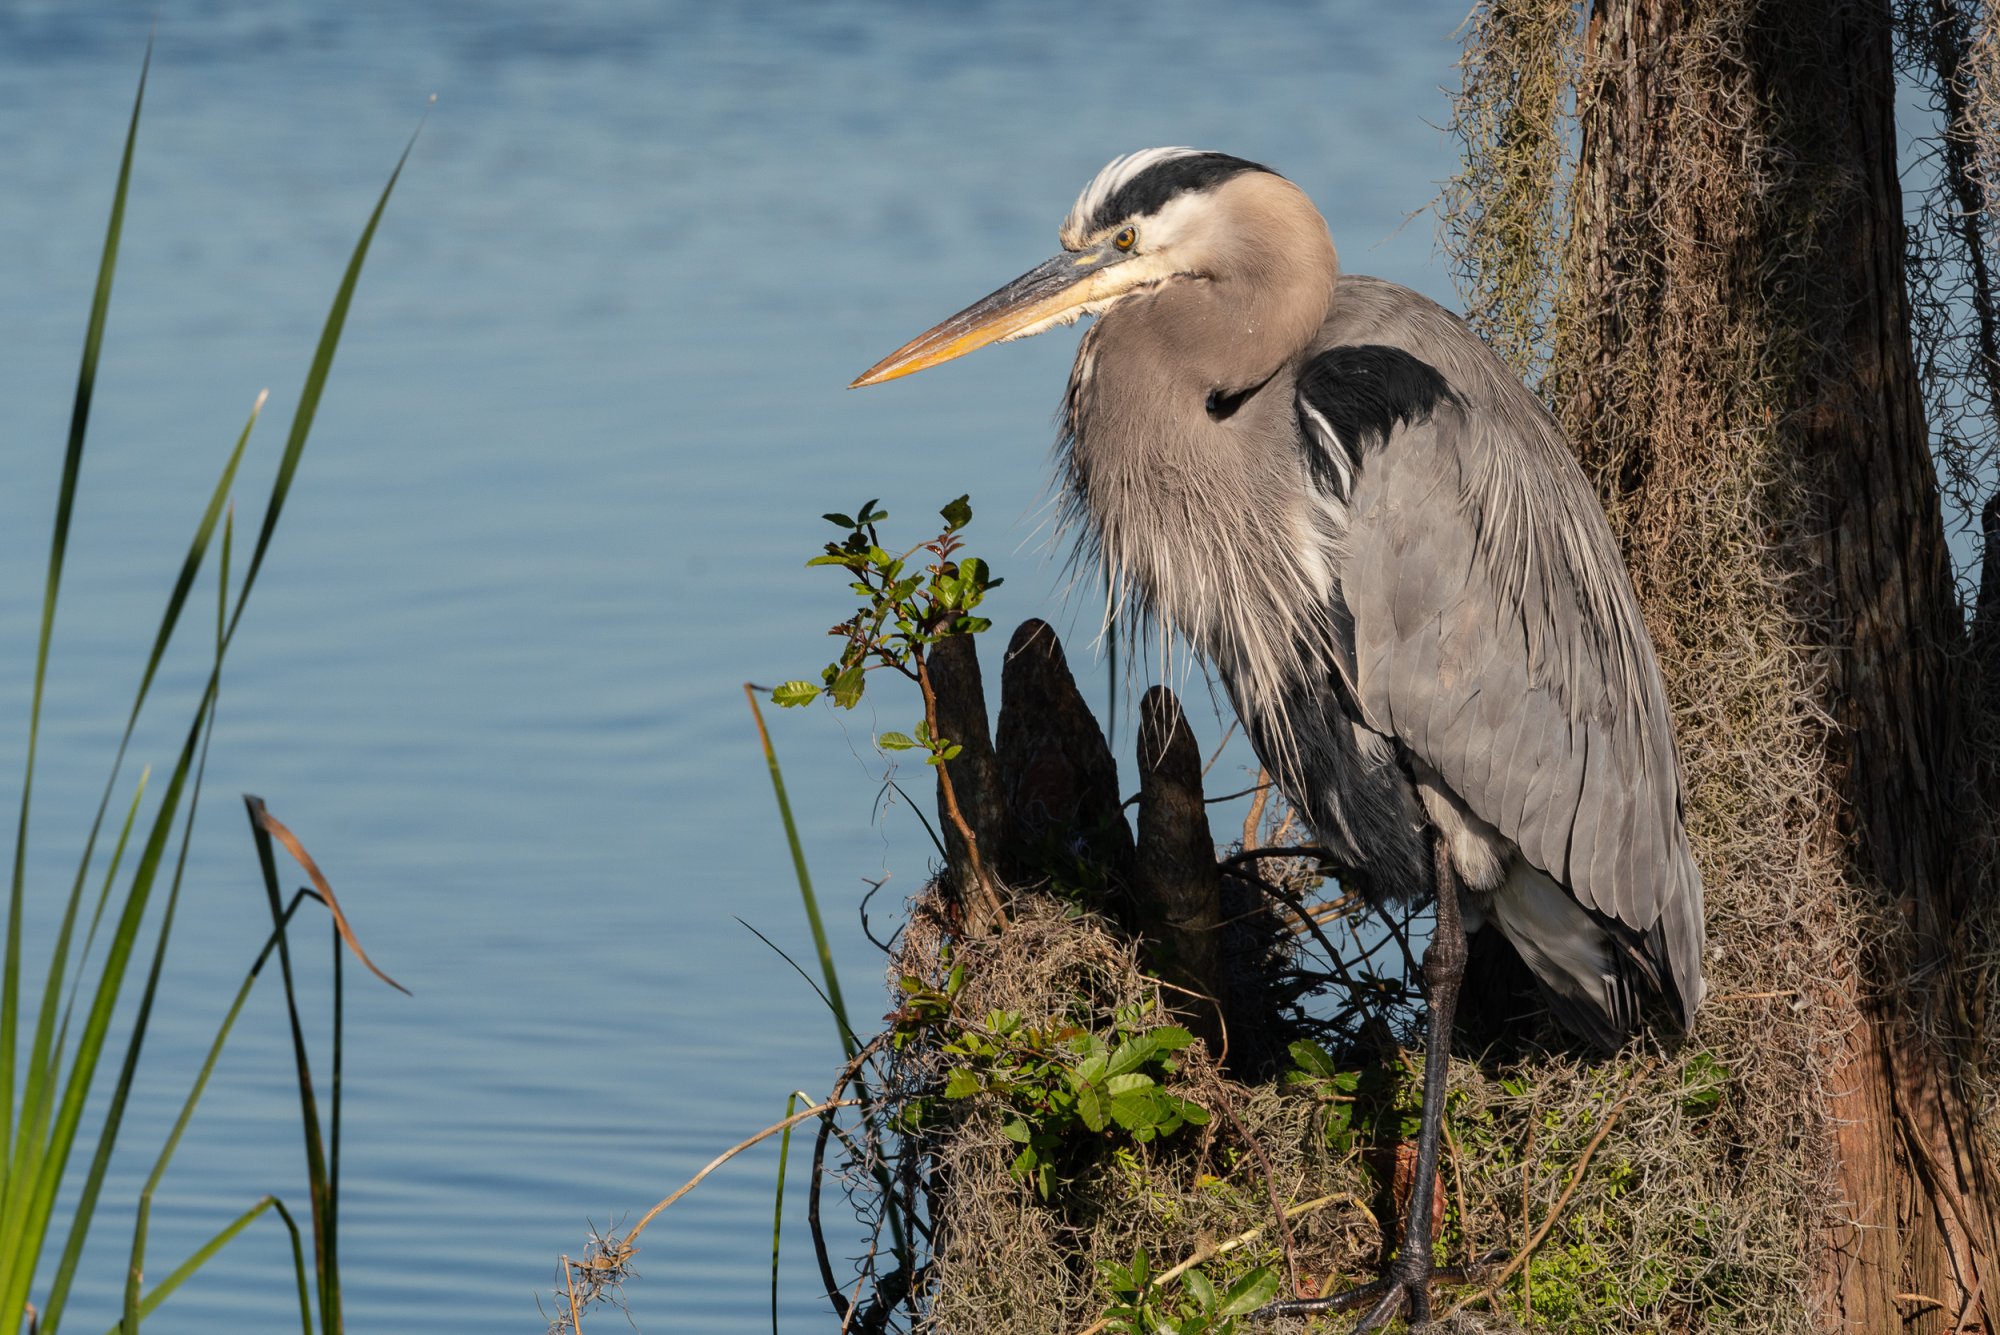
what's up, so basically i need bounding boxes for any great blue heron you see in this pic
[851,148,1705,1327]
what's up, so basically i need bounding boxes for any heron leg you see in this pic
[1256,836,1467,1330]
[1393,834,1465,1324]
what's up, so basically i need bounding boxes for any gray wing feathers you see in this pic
[1326,379,1704,1027]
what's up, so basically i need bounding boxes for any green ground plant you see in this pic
[1,48,411,1335]
[914,996,1210,1200]
[1097,1244,1278,1335]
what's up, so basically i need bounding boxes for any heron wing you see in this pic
[1295,343,1704,1025]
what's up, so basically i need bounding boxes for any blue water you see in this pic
[0,4,1464,1329]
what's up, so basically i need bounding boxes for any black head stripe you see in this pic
[1090,153,1274,234]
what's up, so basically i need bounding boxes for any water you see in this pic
[0,4,1464,1329]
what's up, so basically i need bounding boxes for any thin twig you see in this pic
[1153,974,1230,1069]
[1221,844,1340,869]
[1213,1084,1302,1296]
[1241,768,1271,849]
[1221,867,1349,985]
[839,1235,875,1335]
[1205,781,1273,805]
[1201,719,1239,777]
[1447,1058,1655,1317]
[1520,1120,1537,1319]
[1893,1096,1991,1328]
[1070,1195,1363,1335]
[1288,895,1362,935]
[915,655,1009,931]
[563,1256,584,1334]
[810,1033,896,1320]
[1442,1106,1470,1268]
[626,1099,857,1247]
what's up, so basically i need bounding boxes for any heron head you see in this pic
[851,148,1322,388]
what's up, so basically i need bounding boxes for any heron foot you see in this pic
[1252,1266,1423,1331]
[1252,1251,1507,1330]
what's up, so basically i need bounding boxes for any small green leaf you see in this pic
[1000,1117,1032,1143]
[1109,1089,1163,1133]
[940,494,972,530]
[1107,1033,1160,1076]
[822,512,856,528]
[878,731,919,751]
[770,681,821,707]
[1105,1072,1154,1098]
[1184,1269,1217,1312]
[1681,1050,1729,1116]
[1289,1039,1337,1080]
[829,663,865,708]
[943,1068,982,1099]
[1217,1267,1280,1317]
[1077,1082,1110,1132]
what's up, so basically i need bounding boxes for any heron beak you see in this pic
[850,246,1129,388]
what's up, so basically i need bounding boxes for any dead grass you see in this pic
[842,871,1818,1333]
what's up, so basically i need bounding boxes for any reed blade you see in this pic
[742,686,856,1058]
[246,804,334,1332]
[104,1194,311,1335]
[120,894,308,1332]
[16,392,261,1247]
[1,38,149,1223]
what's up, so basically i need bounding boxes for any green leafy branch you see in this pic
[1098,1244,1279,1335]
[1285,1038,1429,1156]
[773,496,1008,929]
[902,997,1211,1200]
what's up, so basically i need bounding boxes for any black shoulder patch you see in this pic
[1090,153,1273,234]
[1296,344,1457,459]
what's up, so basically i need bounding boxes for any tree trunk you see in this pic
[1557,0,1998,1324]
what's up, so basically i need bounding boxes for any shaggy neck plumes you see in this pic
[1055,175,1344,756]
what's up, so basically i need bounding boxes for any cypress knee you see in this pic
[1134,686,1225,1055]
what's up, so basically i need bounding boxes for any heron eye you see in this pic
[1114,226,1136,252]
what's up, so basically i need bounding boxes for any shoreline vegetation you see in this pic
[5,48,413,1335]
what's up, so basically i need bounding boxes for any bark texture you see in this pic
[928,632,1008,935]
[1133,685,1225,1054]
[992,619,1135,902]
[1560,0,1997,1324]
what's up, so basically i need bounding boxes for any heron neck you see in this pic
[1135,247,1336,397]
